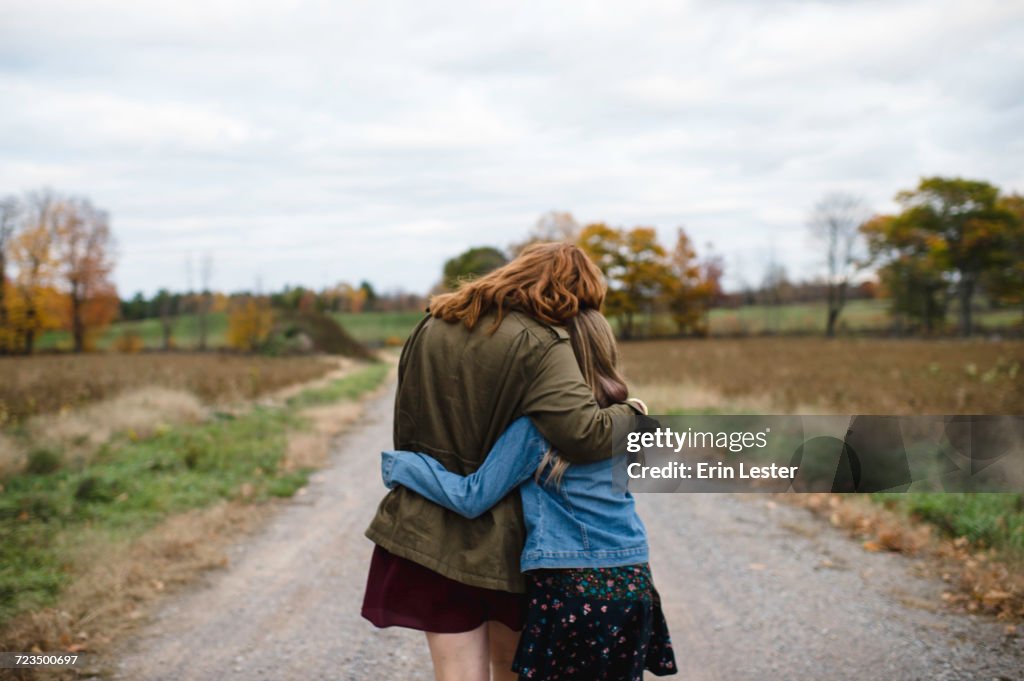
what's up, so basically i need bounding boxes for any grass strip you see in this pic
[0,362,389,627]
[285,361,389,409]
[873,492,1024,559]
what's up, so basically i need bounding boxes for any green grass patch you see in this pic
[286,362,389,409]
[0,361,389,626]
[873,492,1024,558]
[36,312,231,351]
[612,299,1021,337]
[0,407,299,622]
[331,311,424,345]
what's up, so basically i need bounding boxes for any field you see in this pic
[619,336,1024,562]
[0,330,1021,662]
[0,353,338,424]
[619,336,1023,414]
[331,311,426,344]
[0,360,390,634]
[605,299,1021,338]
[4,327,1023,635]
[35,312,231,352]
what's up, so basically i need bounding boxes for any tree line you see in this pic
[0,186,427,355]
[443,213,725,339]
[443,176,1024,339]
[118,282,425,352]
[3,175,1020,354]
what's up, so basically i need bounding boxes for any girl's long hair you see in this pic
[428,242,606,333]
[535,308,629,486]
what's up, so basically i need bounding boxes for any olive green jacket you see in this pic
[365,309,640,593]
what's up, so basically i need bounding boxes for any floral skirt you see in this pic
[511,563,677,681]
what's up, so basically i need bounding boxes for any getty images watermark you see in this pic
[612,414,1024,494]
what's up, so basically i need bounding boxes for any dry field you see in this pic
[0,353,338,425]
[620,337,1024,414]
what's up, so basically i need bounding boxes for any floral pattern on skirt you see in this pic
[511,563,677,680]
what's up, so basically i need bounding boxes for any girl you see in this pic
[381,309,677,681]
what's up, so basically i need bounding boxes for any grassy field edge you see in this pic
[0,361,392,664]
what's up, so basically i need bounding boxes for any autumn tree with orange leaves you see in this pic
[578,223,721,339]
[665,228,723,337]
[227,296,274,351]
[4,192,61,353]
[0,189,119,353]
[52,196,118,352]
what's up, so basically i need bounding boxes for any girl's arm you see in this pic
[380,416,548,519]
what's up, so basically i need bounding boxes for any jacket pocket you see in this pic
[557,486,589,549]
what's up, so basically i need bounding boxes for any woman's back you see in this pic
[366,308,639,593]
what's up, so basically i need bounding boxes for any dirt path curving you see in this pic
[107,382,1023,681]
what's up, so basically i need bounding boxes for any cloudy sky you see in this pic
[1,0,1022,296]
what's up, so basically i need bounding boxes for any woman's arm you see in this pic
[380,417,548,519]
[521,338,642,465]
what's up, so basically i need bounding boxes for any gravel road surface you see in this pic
[110,382,1023,680]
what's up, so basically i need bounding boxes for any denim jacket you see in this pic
[381,416,649,572]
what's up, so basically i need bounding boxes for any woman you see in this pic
[362,242,644,681]
[381,308,677,680]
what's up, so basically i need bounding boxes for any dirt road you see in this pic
[110,383,1023,681]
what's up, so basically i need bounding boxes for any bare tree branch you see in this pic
[807,192,871,337]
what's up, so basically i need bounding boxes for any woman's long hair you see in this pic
[428,242,606,333]
[535,308,629,486]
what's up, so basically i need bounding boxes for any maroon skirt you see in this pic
[361,544,527,634]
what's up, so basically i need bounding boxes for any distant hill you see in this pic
[266,309,375,360]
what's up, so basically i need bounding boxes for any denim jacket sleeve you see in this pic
[380,416,548,519]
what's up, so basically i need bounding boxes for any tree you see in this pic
[759,252,792,333]
[320,282,368,313]
[0,195,19,349]
[982,193,1024,321]
[121,291,148,321]
[664,229,723,336]
[619,227,674,339]
[807,192,871,337]
[889,177,1016,336]
[197,253,213,350]
[578,223,629,335]
[510,210,581,255]
[227,296,274,351]
[154,288,176,350]
[78,283,120,351]
[442,246,508,290]
[578,224,674,339]
[358,280,377,312]
[862,214,949,334]
[51,196,117,352]
[8,192,59,353]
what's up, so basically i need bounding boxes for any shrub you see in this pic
[74,475,119,503]
[228,298,274,351]
[25,448,62,475]
[113,331,145,353]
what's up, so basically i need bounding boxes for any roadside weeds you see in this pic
[780,492,1024,626]
[0,357,395,680]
